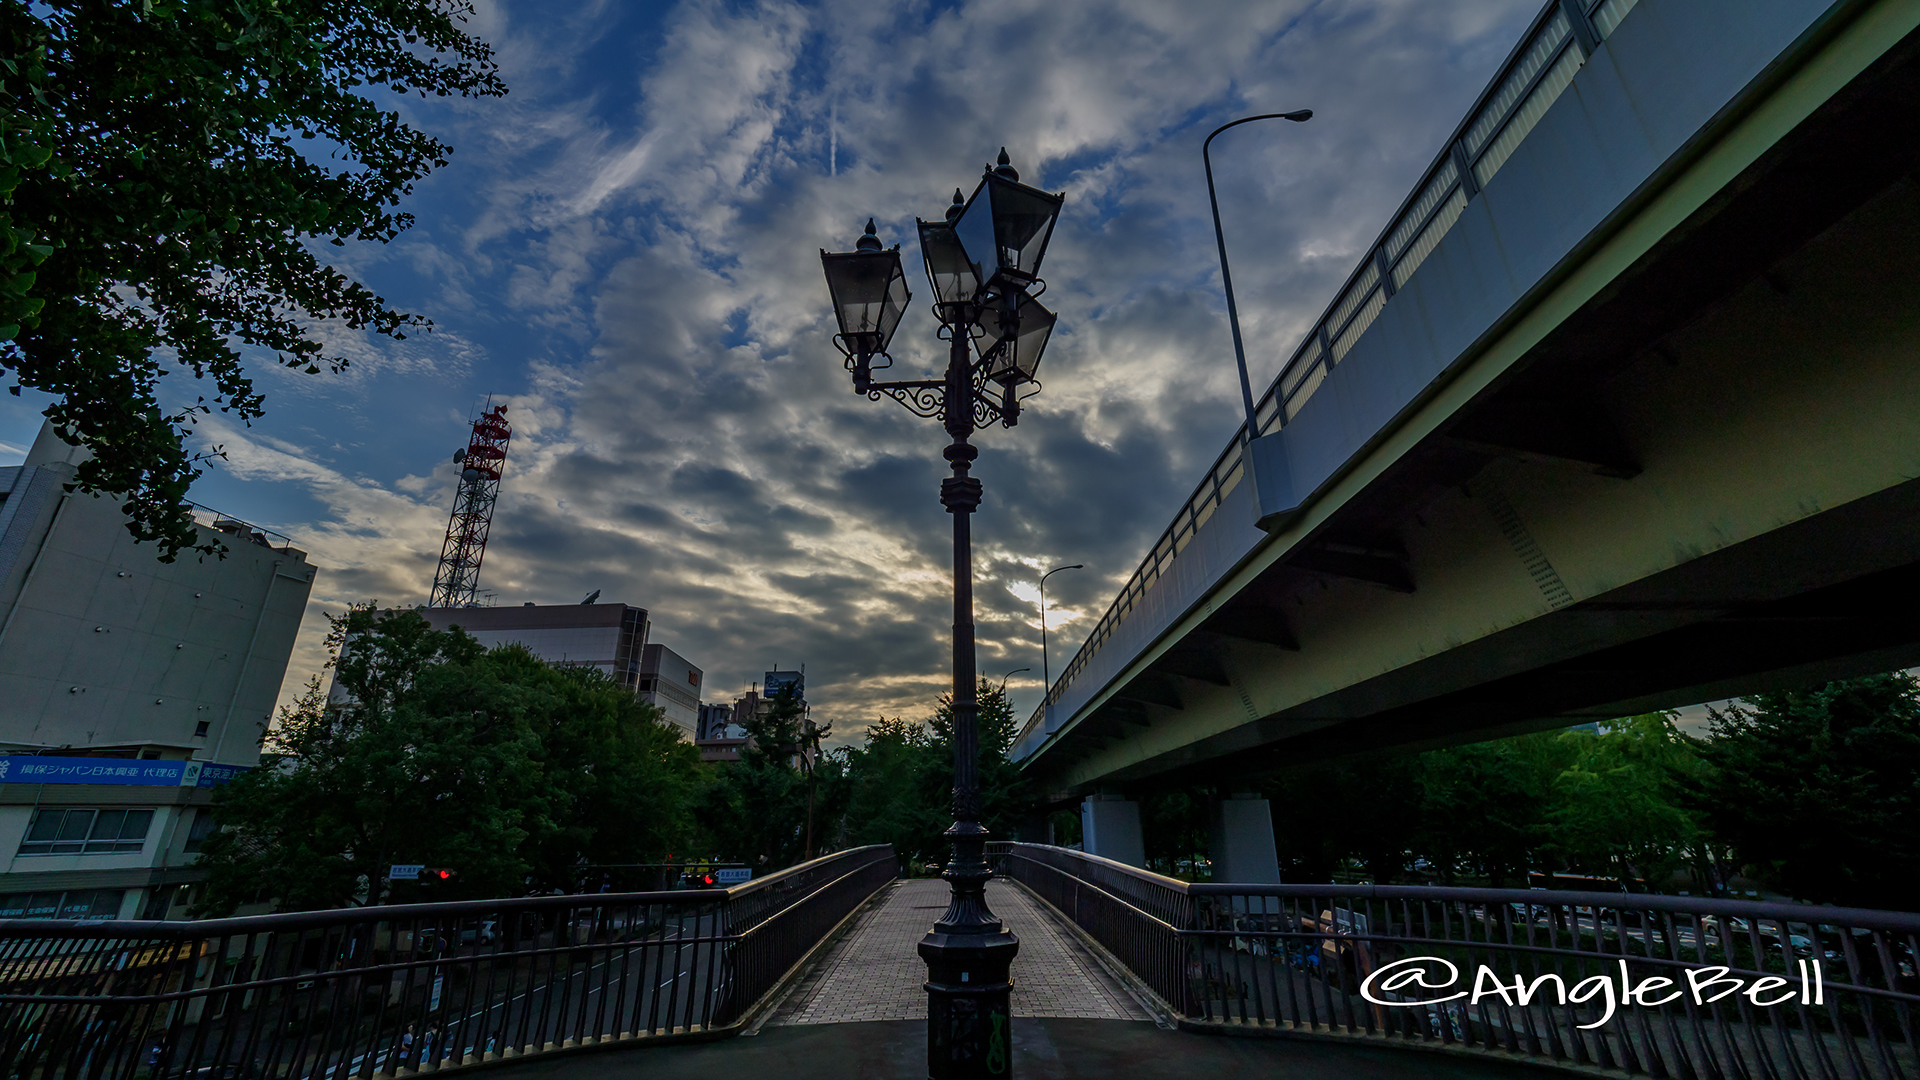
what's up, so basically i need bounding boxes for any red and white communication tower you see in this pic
[428,403,512,609]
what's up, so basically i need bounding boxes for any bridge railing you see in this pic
[1016,0,1646,757]
[999,843,1920,1079]
[0,845,895,1079]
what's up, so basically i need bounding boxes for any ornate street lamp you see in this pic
[821,148,1064,1080]
[821,219,912,394]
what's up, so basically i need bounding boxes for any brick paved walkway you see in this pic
[769,878,1149,1025]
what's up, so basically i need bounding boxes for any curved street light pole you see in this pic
[1038,563,1084,705]
[1202,109,1313,438]
[998,667,1031,696]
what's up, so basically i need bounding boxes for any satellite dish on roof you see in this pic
[453,448,466,463]
[581,590,601,605]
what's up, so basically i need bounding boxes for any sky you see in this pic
[1,0,1556,744]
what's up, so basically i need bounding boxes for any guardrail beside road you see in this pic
[0,845,896,1078]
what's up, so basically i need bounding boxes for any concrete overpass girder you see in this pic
[1036,9,1920,793]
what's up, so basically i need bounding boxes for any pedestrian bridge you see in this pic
[1010,0,1920,799]
[7,846,1913,1078]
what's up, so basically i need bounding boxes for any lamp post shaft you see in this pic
[1040,584,1049,699]
[1203,110,1313,441]
[922,308,1017,1079]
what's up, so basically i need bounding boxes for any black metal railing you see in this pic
[999,843,1920,1079]
[0,845,895,1078]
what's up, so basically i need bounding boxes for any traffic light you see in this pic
[424,868,456,882]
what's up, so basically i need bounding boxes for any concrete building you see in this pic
[694,670,815,768]
[695,702,746,764]
[0,423,314,920]
[635,643,701,737]
[418,603,649,690]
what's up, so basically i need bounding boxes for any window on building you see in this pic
[0,889,125,919]
[17,808,154,855]
[194,720,210,737]
[183,807,218,853]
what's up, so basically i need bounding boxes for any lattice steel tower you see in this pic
[428,403,512,608]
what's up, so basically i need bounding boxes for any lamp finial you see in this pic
[856,217,882,252]
[993,148,1019,182]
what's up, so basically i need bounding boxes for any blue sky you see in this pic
[1,0,1545,737]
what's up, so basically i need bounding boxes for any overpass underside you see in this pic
[1031,6,1920,797]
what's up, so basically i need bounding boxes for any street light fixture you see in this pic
[1202,110,1312,438]
[1036,557,1082,703]
[821,218,912,394]
[997,667,1031,695]
[821,147,1065,1080]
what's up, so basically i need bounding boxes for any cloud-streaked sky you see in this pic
[1,0,1545,741]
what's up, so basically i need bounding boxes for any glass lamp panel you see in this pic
[821,249,908,353]
[979,295,1056,383]
[917,218,979,305]
[955,174,1064,287]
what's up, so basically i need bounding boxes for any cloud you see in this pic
[169,0,1544,736]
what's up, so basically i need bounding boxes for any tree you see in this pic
[1417,735,1552,887]
[0,0,505,559]
[194,606,700,915]
[696,685,817,871]
[1542,714,1704,889]
[840,716,943,861]
[925,679,1028,851]
[1690,674,1920,910]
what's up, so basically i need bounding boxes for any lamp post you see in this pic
[998,667,1030,696]
[1202,110,1312,437]
[1037,563,1082,708]
[821,148,1064,1080]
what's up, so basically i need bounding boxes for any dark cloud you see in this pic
[142,0,1545,732]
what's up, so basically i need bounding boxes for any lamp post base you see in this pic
[920,927,1019,1079]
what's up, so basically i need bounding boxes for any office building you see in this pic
[0,423,314,920]
[417,603,649,689]
[635,643,701,736]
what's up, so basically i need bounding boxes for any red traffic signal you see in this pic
[424,868,455,881]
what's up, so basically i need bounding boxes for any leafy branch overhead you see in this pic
[0,0,505,559]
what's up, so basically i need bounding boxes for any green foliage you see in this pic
[1252,715,1705,889]
[695,749,809,870]
[1545,713,1704,886]
[194,605,699,915]
[696,683,836,869]
[1690,674,1920,910]
[838,716,941,857]
[831,680,1029,868]
[0,0,504,559]
[1418,735,1554,887]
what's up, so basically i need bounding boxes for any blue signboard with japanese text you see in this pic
[0,756,249,787]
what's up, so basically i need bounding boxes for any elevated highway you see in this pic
[1011,0,1920,799]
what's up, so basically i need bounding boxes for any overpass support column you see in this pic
[1209,794,1281,885]
[1080,795,1144,866]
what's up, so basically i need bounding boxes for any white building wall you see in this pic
[638,643,701,736]
[0,423,314,919]
[0,433,314,762]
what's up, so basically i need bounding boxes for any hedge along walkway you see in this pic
[764,878,1150,1025]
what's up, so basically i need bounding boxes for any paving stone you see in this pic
[772,878,1148,1025]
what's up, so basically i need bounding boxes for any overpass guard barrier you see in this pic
[995,842,1919,1080]
[0,845,896,1078]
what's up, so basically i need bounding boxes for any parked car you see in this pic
[457,918,498,946]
